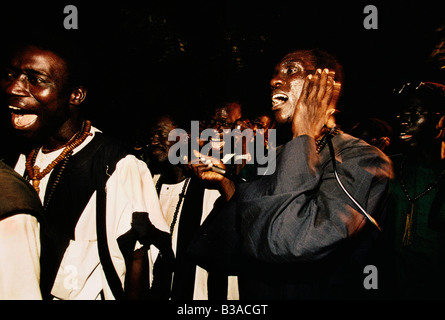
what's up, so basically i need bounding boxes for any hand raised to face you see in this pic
[292,68,341,139]
[185,150,227,183]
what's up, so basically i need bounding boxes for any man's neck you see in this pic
[408,141,443,165]
[161,165,186,184]
[42,119,83,151]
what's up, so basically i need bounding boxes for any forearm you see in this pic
[238,135,391,263]
[239,135,325,261]
[218,177,236,201]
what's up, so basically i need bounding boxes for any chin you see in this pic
[272,110,287,124]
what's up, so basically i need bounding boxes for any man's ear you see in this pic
[69,86,87,105]
[325,108,338,129]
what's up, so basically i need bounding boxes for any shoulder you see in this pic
[0,161,43,220]
[330,133,393,178]
[334,133,390,161]
[89,132,131,155]
[0,160,26,189]
[82,132,134,169]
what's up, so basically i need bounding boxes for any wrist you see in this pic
[218,177,236,201]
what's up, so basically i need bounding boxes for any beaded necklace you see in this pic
[316,127,340,154]
[399,156,445,246]
[156,175,191,236]
[26,120,92,194]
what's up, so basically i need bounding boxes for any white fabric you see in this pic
[154,174,239,300]
[0,214,41,299]
[15,127,169,300]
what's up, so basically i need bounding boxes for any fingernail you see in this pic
[324,68,329,73]
[308,74,312,79]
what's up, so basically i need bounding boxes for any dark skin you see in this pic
[395,98,445,162]
[270,51,340,139]
[191,50,341,201]
[186,103,242,201]
[148,115,235,200]
[147,115,187,184]
[0,45,87,150]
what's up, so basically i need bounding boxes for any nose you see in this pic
[399,112,413,124]
[396,114,412,132]
[149,135,158,144]
[270,74,284,89]
[4,74,29,97]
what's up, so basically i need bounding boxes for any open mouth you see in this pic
[9,106,38,129]
[399,132,413,141]
[148,144,166,155]
[271,93,289,109]
[210,137,225,150]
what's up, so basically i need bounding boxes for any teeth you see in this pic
[272,93,288,101]
[9,105,22,111]
[400,133,412,140]
[272,93,288,106]
[211,140,224,148]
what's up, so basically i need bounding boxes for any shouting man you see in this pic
[0,36,170,300]
[190,49,393,299]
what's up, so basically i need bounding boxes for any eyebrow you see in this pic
[6,64,51,77]
[283,60,303,66]
[24,69,51,77]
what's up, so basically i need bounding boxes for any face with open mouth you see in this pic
[0,45,70,140]
[270,51,315,124]
[395,101,437,148]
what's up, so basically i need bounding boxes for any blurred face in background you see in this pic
[395,98,442,149]
[148,115,178,164]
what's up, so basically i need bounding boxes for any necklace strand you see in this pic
[156,176,191,236]
[169,178,191,235]
[399,156,445,245]
[316,127,340,154]
[26,120,92,193]
[41,121,87,153]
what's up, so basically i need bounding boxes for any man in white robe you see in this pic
[1,37,170,299]
[0,160,42,299]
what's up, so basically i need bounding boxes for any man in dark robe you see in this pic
[189,49,393,299]
[385,81,445,299]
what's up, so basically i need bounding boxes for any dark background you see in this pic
[1,1,444,145]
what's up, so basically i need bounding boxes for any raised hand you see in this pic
[292,68,341,139]
[185,150,236,201]
[185,149,227,182]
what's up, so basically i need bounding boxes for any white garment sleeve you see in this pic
[101,155,170,298]
[0,214,41,299]
[105,155,169,238]
[51,155,169,300]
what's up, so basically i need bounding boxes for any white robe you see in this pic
[0,214,41,299]
[15,127,169,300]
[154,174,239,300]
